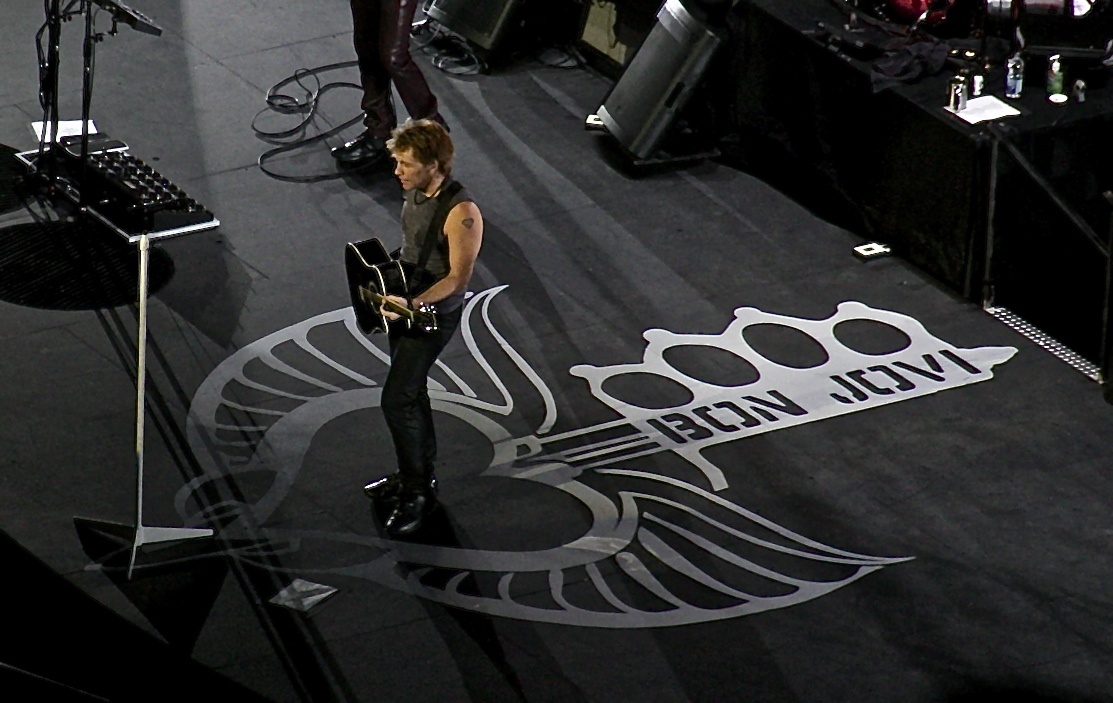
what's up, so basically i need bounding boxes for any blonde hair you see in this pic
[387,118,453,176]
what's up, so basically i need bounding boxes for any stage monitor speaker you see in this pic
[597,0,724,161]
[426,0,523,51]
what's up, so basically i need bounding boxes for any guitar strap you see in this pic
[410,180,464,302]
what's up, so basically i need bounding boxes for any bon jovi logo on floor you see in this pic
[183,289,1015,628]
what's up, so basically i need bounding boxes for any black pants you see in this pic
[382,305,462,491]
[349,0,441,137]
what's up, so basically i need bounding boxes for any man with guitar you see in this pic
[362,118,482,537]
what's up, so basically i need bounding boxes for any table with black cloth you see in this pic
[724,0,1113,365]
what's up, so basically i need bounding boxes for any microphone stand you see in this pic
[1102,191,1113,402]
[73,0,158,212]
[78,1,108,212]
[36,0,65,187]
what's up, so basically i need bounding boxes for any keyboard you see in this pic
[55,134,216,235]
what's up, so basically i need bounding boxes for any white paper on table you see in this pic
[30,119,98,141]
[944,95,1021,124]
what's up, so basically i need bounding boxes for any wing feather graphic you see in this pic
[182,287,921,627]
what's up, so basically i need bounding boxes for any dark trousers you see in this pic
[349,0,441,137]
[382,306,462,491]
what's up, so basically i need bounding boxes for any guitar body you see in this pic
[345,237,438,335]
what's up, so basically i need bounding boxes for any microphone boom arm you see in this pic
[89,0,161,35]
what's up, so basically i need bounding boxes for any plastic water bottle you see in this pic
[947,74,969,111]
[1005,54,1024,99]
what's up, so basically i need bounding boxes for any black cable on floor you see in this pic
[534,45,586,69]
[252,60,371,182]
[420,22,486,76]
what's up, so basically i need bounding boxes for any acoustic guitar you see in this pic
[345,237,438,334]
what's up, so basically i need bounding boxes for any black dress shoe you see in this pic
[385,491,435,537]
[331,131,387,166]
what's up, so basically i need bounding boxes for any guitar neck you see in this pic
[361,287,418,320]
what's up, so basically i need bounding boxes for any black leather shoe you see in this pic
[385,491,435,537]
[331,131,387,166]
[363,473,403,501]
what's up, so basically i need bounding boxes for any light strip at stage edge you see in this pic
[985,306,1101,382]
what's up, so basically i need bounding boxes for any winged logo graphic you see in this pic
[180,287,1014,627]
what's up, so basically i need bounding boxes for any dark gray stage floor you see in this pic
[2,1,1113,701]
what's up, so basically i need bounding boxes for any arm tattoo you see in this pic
[462,217,475,229]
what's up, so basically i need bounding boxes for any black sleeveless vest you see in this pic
[399,178,472,312]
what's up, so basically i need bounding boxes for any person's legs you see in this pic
[377,308,461,534]
[379,0,443,127]
[336,0,447,163]
[335,0,395,164]
[350,0,396,136]
[381,334,441,490]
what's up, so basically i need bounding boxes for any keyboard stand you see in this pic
[23,0,215,579]
[17,146,219,579]
[127,232,214,579]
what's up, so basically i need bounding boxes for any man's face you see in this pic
[391,148,439,193]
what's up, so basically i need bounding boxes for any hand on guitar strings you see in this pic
[380,294,411,321]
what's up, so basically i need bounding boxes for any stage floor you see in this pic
[2,1,1113,701]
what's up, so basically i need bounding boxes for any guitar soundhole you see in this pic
[662,345,760,387]
[601,372,694,410]
[742,323,829,369]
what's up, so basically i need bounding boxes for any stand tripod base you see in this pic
[130,525,213,579]
[135,525,214,547]
[75,518,214,580]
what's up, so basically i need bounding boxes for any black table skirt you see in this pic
[720,0,1113,362]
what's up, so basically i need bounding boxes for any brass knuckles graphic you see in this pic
[569,302,1017,491]
[175,290,1017,628]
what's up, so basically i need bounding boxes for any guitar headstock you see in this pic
[413,303,438,333]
